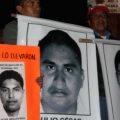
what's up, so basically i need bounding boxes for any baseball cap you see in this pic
[89,5,109,16]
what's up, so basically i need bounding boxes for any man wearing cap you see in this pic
[88,5,115,120]
[88,5,115,39]
[3,0,41,44]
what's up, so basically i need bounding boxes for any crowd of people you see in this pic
[0,0,118,44]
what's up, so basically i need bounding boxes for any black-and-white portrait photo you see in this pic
[0,62,26,119]
[39,30,84,114]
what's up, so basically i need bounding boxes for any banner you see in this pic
[0,44,40,120]
[17,15,101,120]
[97,39,120,120]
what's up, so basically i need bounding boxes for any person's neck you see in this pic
[6,110,19,117]
[42,100,77,114]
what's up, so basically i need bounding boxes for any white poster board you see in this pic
[17,15,101,120]
[97,39,120,120]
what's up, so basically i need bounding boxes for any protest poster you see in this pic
[96,39,120,120]
[17,15,101,120]
[0,44,40,120]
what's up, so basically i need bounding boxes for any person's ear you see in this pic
[16,5,23,14]
[21,88,25,94]
[21,89,25,100]
[36,73,44,88]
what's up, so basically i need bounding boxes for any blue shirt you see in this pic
[94,31,112,39]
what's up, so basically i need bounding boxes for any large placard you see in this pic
[17,15,101,120]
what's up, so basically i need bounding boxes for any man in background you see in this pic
[0,70,24,117]
[88,5,115,39]
[38,30,84,114]
[88,5,112,120]
[3,0,41,44]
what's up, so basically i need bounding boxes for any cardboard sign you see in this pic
[0,44,40,120]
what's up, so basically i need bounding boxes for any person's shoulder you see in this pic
[4,20,17,30]
[3,19,18,44]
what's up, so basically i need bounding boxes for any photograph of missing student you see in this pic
[102,44,120,120]
[0,62,26,119]
[39,30,84,114]
[38,29,100,119]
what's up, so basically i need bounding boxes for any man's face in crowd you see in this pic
[0,79,24,115]
[116,63,120,85]
[89,11,108,34]
[41,44,84,113]
[17,0,41,17]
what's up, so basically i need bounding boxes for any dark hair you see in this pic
[0,70,24,88]
[14,0,23,6]
[38,30,82,67]
[115,50,120,71]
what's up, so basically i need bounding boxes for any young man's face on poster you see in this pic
[41,44,84,114]
[0,78,24,116]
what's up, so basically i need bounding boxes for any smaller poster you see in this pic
[97,40,120,120]
[0,44,40,120]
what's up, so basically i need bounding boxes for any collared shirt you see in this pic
[94,31,112,39]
